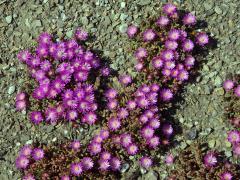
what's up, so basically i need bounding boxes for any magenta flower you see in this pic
[108,117,121,131]
[162,68,171,77]
[110,157,121,171]
[107,99,118,110]
[203,151,218,167]
[127,25,138,38]
[83,112,97,125]
[233,143,240,156]
[150,84,160,92]
[135,62,144,71]
[182,39,194,52]
[227,130,240,144]
[139,114,149,124]
[92,135,103,144]
[136,96,149,109]
[23,174,36,180]
[234,85,240,97]
[121,133,132,148]
[135,47,148,60]
[105,88,118,99]
[141,126,154,139]
[147,136,160,149]
[196,32,209,46]
[127,143,139,155]
[139,156,152,169]
[100,66,111,77]
[16,100,27,111]
[177,69,189,81]
[220,172,233,180]
[36,45,48,58]
[29,111,44,124]
[160,89,173,101]
[81,157,94,170]
[98,160,110,171]
[70,163,83,176]
[162,123,173,137]
[16,155,29,169]
[163,3,177,15]
[20,145,32,157]
[148,118,160,129]
[223,80,234,91]
[66,109,78,121]
[38,32,52,45]
[99,129,110,140]
[164,60,175,70]
[184,55,195,68]
[61,175,70,180]
[152,56,164,69]
[117,108,129,119]
[75,28,88,41]
[161,49,174,61]
[119,74,132,86]
[45,107,58,123]
[88,142,102,155]
[156,16,170,27]
[168,29,180,41]
[165,153,174,165]
[17,50,32,63]
[142,29,156,41]
[70,140,81,151]
[32,148,44,161]
[126,100,137,110]
[165,40,178,50]
[100,151,111,161]
[183,13,196,26]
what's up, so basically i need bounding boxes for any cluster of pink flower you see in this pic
[16,28,103,125]
[203,152,234,180]
[223,79,240,97]
[16,145,44,178]
[127,4,208,83]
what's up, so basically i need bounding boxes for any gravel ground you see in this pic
[0,0,240,179]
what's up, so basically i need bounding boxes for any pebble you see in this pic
[143,170,158,180]
[119,24,128,33]
[120,163,129,173]
[32,20,42,27]
[185,128,197,140]
[140,167,147,174]
[214,6,222,14]
[8,85,15,95]
[5,16,12,24]
[120,2,126,8]
[208,139,216,148]
[214,76,222,87]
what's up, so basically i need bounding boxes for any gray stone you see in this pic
[203,2,214,10]
[119,24,128,33]
[5,16,12,24]
[32,20,42,27]
[214,76,222,87]
[140,167,147,174]
[208,139,216,148]
[8,85,15,95]
[120,14,128,21]
[185,128,197,140]
[137,0,151,5]
[214,6,222,14]
[120,2,126,8]
[120,163,129,173]
[143,170,158,180]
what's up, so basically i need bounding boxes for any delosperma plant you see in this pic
[15,3,213,179]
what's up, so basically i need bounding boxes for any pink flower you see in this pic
[15,155,29,169]
[163,3,177,15]
[127,25,138,38]
[108,117,121,131]
[38,32,52,45]
[168,29,180,41]
[165,40,178,50]
[139,156,152,169]
[100,151,111,160]
[119,75,132,86]
[156,16,170,27]
[105,88,118,99]
[75,28,88,41]
[117,108,129,119]
[142,29,156,41]
[29,111,44,124]
[233,143,240,156]
[223,80,234,91]
[161,49,174,61]
[160,89,173,101]
[147,136,160,149]
[82,112,97,125]
[220,172,233,180]
[135,47,148,60]
[203,151,218,167]
[152,56,164,69]
[165,154,174,165]
[16,100,27,111]
[17,50,31,63]
[162,123,173,137]
[121,133,132,147]
[81,157,94,170]
[23,174,35,180]
[126,100,137,110]
[20,145,32,157]
[234,85,240,97]
[98,160,110,171]
[110,157,121,171]
[88,142,102,155]
[183,13,196,26]
[141,126,154,139]
[196,32,209,46]
[182,39,194,52]
[32,148,44,161]
[70,140,81,151]
[70,163,83,176]
[227,130,240,144]
[127,144,139,155]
